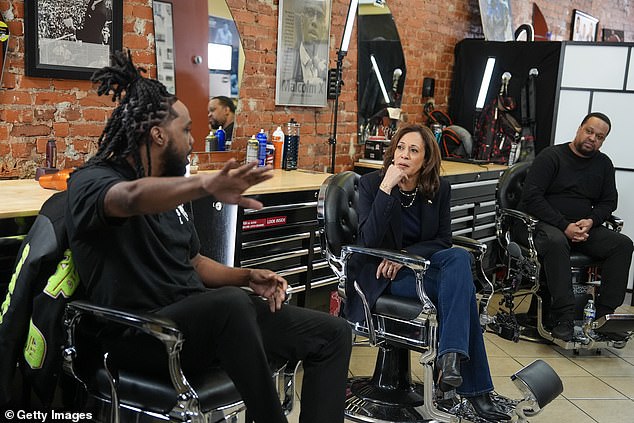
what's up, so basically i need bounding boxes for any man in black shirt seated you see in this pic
[65,51,352,423]
[518,112,633,342]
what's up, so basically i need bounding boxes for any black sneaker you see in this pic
[551,320,574,341]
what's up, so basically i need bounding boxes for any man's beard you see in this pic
[162,140,188,177]
[577,143,598,158]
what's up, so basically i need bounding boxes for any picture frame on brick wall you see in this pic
[25,0,123,80]
[275,0,332,107]
[571,9,599,42]
[602,28,624,43]
[153,1,176,95]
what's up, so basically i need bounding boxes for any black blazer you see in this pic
[345,170,452,322]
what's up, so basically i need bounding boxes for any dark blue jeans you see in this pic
[389,247,494,397]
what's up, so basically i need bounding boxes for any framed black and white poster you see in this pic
[25,0,123,80]
[275,0,332,107]
[571,9,599,42]
[153,1,176,94]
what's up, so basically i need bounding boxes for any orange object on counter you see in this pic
[38,168,74,191]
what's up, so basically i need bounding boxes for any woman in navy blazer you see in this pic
[350,124,509,421]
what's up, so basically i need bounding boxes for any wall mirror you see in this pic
[207,0,244,101]
[151,0,244,151]
[357,2,406,144]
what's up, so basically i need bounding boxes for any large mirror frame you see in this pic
[357,3,406,144]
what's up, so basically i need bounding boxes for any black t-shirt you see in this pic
[65,161,206,311]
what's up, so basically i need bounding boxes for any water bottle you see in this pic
[431,123,443,145]
[256,129,268,167]
[583,299,596,327]
[271,126,285,169]
[284,118,299,170]
[46,139,57,168]
[216,126,226,152]
[246,135,259,164]
[508,138,521,166]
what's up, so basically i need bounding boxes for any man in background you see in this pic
[207,95,235,144]
[518,112,633,342]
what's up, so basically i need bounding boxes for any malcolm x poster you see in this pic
[275,0,332,107]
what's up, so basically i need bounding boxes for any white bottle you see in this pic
[246,135,259,164]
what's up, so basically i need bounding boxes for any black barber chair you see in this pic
[0,191,295,422]
[318,171,562,422]
[63,302,296,423]
[492,161,634,350]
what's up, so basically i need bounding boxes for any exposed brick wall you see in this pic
[1,0,633,177]
[0,0,155,178]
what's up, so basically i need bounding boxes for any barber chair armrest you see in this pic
[340,245,434,345]
[497,208,541,258]
[498,208,539,229]
[452,235,486,256]
[66,300,182,342]
[605,214,623,233]
[341,245,430,272]
[64,300,198,405]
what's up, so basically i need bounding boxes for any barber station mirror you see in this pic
[152,0,244,152]
[357,2,406,144]
[207,0,244,102]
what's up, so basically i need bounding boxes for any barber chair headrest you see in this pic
[322,171,360,256]
[497,162,531,210]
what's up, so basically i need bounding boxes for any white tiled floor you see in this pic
[287,300,634,422]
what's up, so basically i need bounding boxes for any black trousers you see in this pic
[533,222,633,320]
[156,286,352,423]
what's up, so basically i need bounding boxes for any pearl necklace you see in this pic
[398,187,418,208]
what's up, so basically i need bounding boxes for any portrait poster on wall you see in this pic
[275,0,332,107]
[153,1,176,94]
[478,0,514,41]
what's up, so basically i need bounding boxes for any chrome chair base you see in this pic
[344,377,429,423]
[85,394,246,423]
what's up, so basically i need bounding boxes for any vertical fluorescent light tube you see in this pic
[340,0,358,53]
[370,54,390,105]
[475,57,496,110]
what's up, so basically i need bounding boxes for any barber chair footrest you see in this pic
[594,314,634,336]
[344,377,432,422]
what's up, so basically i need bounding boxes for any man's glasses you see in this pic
[303,8,325,20]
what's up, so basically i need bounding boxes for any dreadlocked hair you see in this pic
[87,50,178,178]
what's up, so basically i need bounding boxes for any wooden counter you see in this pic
[355,159,507,176]
[199,169,332,195]
[0,162,506,220]
[0,179,57,219]
[0,170,333,219]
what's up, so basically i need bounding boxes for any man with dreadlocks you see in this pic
[65,51,352,423]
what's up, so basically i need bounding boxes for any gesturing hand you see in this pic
[248,269,288,312]
[202,159,273,209]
